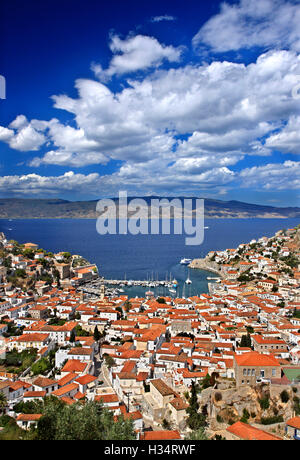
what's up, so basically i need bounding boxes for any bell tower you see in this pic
[80,290,84,302]
[100,283,105,300]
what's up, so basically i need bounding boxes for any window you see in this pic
[272,369,276,377]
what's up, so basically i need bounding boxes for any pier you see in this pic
[78,277,180,297]
[84,278,176,288]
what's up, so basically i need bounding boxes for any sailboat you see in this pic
[185,268,192,284]
[182,282,186,298]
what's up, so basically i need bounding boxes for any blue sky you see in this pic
[0,0,300,206]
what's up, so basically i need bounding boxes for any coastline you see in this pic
[189,258,224,278]
[0,215,295,220]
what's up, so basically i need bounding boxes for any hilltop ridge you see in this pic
[0,197,299,219]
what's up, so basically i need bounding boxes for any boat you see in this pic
[204,226,209,229]
[185,268,192,284]
[180,258,192,265]
[169,288,176,294]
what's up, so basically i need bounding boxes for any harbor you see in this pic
[79,264,221,299]
[79,276,180,298]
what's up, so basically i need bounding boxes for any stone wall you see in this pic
[199,381,296,428]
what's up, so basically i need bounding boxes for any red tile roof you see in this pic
[234,351,280,367]
[140,430,181,440]
[227,421,281,440]
[286,416,300,429]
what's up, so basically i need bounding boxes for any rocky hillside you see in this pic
[200,380,297,438]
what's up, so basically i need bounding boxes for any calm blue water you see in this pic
[0,218,299,297]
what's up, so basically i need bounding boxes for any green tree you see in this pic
[293,308,300,319]
[259,396,270,410]
[31,357,51,376]
[104,355,116,369]
[40,258,51,270]
[0,393,7,415]
[186,427,208,440]
[53,269,61,288]
[201,373,213,390]
[3,257,12,268]
[186,381,207,430]
[36,400,135,440]
[162,418,171,429]
[36,413,56,440]
[14,269,27,279]
[165,329,171,342]
[69,330,76,343]
[74,324,90,337]
[156,297,166,304]
[116,306,123,318]
[62,252,71,261]
[280,390,289,403]
[240,334,251,348]
[23,249,35,259]
[240,408,250,423]
[93,325,101,342]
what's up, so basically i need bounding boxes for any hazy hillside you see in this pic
[0,197,299,219]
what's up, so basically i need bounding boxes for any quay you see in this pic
[84,278,175,288]
[78,277,179,297]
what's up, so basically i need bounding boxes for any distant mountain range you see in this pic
[0,196,300,219]
[0,197,299,219]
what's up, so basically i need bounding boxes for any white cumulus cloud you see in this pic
[193,0,300,53]
[92,34,182,79]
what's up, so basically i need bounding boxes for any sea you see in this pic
[0,218,299,298]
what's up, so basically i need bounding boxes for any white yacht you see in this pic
[180,258,192,265]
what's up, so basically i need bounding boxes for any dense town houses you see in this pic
[0,226,300,439]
